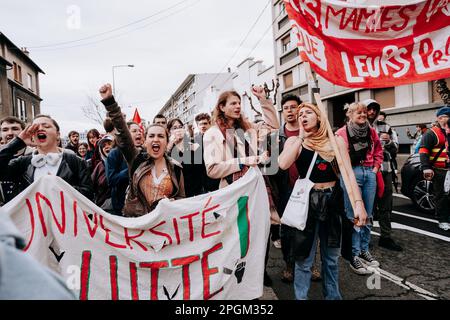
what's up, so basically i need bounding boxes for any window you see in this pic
[281,34,291,53]
[283,72,293,89]
[373,87,395,109]
[13,62,23,83]
[27,73,33,91]
[299,85,308,96]
[15,98,26,121]
[280,48,299,65]
[32,104,36,119]
[278,15,289,30]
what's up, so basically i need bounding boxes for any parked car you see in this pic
[401,153,435,214]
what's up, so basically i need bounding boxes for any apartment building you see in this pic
[159,73,233,125]
[159,58,276,127]
[0,32,44,122]
[232,57,275,122]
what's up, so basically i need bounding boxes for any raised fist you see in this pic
[251,85,265,100]
[234,261,246,284]
[99,84,113,100]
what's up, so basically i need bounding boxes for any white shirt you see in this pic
[33,155,63,181]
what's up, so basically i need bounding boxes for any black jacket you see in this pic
[64,142,79,155]
[269,125,293,215]
[169,134,220,197]
[292,187,344,260]
[0,146,33,206]
[105,147,129,215]
[0,138,94,200]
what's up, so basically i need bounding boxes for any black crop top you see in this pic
[295,148,338,183]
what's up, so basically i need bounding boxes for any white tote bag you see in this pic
[281,152,318,231]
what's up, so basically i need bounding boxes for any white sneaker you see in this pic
[438,223,450,231]
[273,239,282,249]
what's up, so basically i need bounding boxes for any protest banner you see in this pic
[285,0,450,88]
[1,168,270,300]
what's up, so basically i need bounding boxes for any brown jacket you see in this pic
[101,96,185,216]
[203,97,280,188]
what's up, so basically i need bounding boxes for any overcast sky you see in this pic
[0,0,274,135]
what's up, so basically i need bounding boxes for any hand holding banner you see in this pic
[1,169,270,300]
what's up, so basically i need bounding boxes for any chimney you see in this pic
[21,47,30,56]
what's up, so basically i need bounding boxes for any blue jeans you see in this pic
[294,223,342,300]
[340,166,377,257]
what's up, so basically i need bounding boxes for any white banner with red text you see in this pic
[1,168,270,300]
[284,0,450,88]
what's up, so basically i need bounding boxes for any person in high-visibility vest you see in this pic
[419,106,450,231]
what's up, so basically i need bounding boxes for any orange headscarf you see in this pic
[299,103,335,162]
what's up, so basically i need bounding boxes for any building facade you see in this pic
[159,60,276,126]
[159,73,234,125]
[0,32,44,122]
[271,0,449,153]
[232,57,275,122]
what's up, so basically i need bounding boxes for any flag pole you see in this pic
[304,62,358,215]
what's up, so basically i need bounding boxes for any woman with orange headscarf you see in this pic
[279,102,367,300]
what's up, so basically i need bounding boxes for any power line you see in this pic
[195,0,272,96]
[31,0,202,52]
[217,11,282,90]
[197,5,283,97]
[26,0,191,49]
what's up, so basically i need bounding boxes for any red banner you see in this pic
[285,0,450,88]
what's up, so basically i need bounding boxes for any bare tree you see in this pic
[263,79,280,106]
[243,91,262,117]
[242,79,280,118]
[82,95,107,126]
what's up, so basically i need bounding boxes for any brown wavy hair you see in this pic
[211,91,251,131]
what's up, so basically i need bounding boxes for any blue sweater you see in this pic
[105,147,129,215]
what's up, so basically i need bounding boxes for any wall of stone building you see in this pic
[0,66,13,118]
[5,50,40,96]
[0,65,12,118]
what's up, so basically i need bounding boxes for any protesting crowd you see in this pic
[0,81,449,301]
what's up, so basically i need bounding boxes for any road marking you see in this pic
[392,210,439,224]
[372,221,450,242]
[393,193,410,200]
[361,259,440,300]
[376,268,439,300]
[390,222,450,242]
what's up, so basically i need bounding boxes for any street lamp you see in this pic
[112,64,134,96]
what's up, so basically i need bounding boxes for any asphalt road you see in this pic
[264,195,450,300]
